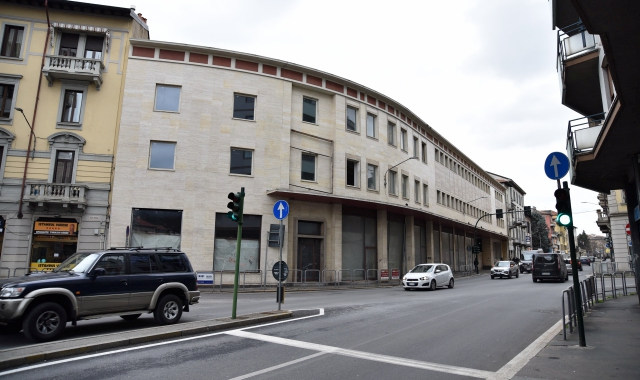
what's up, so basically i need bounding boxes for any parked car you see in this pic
[402,263,454,291]
[580,256,591,266]
[532,253,568,282]
[0,248,201,342]
[491,261,519,279]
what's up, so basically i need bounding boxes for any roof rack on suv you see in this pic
[108,247,179,251]
[109,246,144,250]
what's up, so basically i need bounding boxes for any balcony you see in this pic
[42,55,104,90]
[557,22,602,116]
[596,210,610,234]
[23,183,88,209]
[567,113,606,156]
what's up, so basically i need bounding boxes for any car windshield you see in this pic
[496,261,510,267]
[535,255,556,263]
[410,265,433,273]
[53,252,101,273]
[522,253,534,260]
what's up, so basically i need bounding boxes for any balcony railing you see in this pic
[567,112,606,156]
[42,55,105,89]
[557,21,597,84]
[24,183,88,208]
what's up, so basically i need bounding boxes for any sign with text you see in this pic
[391,269,400,280]
[197,272,214,285]
[30,262,59,272]
[380,269,389,281]
[34,222,77,235]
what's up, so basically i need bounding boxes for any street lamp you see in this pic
[463,196,487,274]
[462,196,488,218]
[383,156,417,188]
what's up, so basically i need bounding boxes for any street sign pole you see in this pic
[231,187,245,320]
[278,218,283,311]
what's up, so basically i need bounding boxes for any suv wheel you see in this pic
[120,314,142,321]
[22,302,67,342]
[154,294,183,325]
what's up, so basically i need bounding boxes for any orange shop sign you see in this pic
[34,222,77,235]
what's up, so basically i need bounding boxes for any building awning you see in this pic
[50,22,110,52]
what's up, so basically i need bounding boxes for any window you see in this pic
[131,209,183,248]
[301,153,316,181]
[400,129,407,151]
[421,142,427,163]
[387,123,396,146]
[346,106,357,131]
[155,85,181,112]
[83,35,104,59]
[402,175,408,199]
[53,150,75,183]
[346,159,359,187]
[303,97,317,123]
[233,94,256,120]
[366,114,376,138]
[149,141,176,170]
[214,213,261,271]
[130,254,160,274]
[94,255,125,276]
[230,148,253,175]
[61,90,83,123]
[0,83,15,120]
[413,137,419,158]
[423,184,429,206]
[414,180,420,204]
[388,171,397,195]
[1,25,24,58]
[367,164,377,190]
[157,254,188,272]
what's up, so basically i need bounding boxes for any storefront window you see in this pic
[30,218,78,272]
[213,214,261,271]
[130,209,182,249]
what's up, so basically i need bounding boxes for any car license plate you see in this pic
[409,282,417,286]
[542,272,550,275]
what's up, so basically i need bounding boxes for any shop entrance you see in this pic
[30,219,78,272]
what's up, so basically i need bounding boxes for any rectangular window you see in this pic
[414,180,420,204]
[303,97,317,123]
[367,164,377,190]
[387,123,396,146]
[402,175,408,199]
[413,137,419,158]
[53,150,75,183]
[149,141,176,170]
[155,85,181,112]
[301,153,316,181]
[59,33,79,56]
[230,148,253,175]
[346,159,359,187]
[214,213,261,271]
[157,254,188,272]
[61,90,83,123]
[0,84,14,119]
[233,94,256,120]
[346,106,357,131]
[131,208,183,249]
[130,254,160,274]
[423,184,429,206]
[1,25,24,58]
[421,142,427,163]
[83,35,104,59]
[400,129,407,151]
[366,114,376,138]
[389,171,397,195]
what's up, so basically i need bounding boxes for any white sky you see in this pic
[87,0,604,235]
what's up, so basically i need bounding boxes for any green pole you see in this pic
[231,187,245,319]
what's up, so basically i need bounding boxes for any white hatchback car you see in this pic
[402,263,454,291]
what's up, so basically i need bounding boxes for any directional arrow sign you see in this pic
[273,200,289,220]
[544,152,570,180]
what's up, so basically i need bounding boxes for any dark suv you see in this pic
[0,247,200,342]
[532,253,568,283]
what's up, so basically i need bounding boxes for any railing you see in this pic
[557,21,597,84]
[322,269,338,287]
[24,183,88,205]
[302,269,321,287]
[561,275,597,340]
[567,112,606,156]
[44,55,104,75]
[0,267,10,278]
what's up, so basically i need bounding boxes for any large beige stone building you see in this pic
[108,39,510,283]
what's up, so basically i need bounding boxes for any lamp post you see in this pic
[383,156,417,188]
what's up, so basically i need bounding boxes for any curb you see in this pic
[0,310,292,371]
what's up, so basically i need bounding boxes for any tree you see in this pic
[530,210,551,252]
[577,230,593,254]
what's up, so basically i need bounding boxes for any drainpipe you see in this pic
[17,0,50,219]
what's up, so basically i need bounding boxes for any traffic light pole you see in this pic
[472,209,525,274]
[231,187,245,320]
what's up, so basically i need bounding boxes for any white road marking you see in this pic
[226,330,495,379]
[228,352,327,380]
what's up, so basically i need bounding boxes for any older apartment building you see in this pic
[0,0,148,275]
[550,0,640,280]
[108,39,510,282]
[488,172,530,260]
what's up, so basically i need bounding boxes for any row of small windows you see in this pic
[495,192,504,202]
[496,218,505,228]
[510,188,523,206]
[434,148,490,194]
[436,190,492,223]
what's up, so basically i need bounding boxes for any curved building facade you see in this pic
[109,39,510,283]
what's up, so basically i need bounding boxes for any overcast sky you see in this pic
[88,0,604,235]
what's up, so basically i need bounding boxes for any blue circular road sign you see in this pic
[544,152,570,180]
[273,200,289,220]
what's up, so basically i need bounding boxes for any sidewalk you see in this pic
[514,294,640,380]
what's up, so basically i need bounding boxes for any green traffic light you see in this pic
[557,213,571,226]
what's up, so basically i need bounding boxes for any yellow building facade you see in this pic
[0,0,148,274]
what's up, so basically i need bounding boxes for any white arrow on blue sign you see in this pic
[273,200,289,220]
[544,152,570,180]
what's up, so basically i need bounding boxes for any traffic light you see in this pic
[554,188,572,227]
[496,209,503,219]
[524,206,532,217]
[226,191,244,223]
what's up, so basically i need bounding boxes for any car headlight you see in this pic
[419,276,430,281]
[1,287,25,298]
[402,275,406,281]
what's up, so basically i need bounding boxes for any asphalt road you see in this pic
[1,271,593,379]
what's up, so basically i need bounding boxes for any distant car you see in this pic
[491,261,519,279]
[565,259,573,275]
[566,257,583,271]
[402,263,454,291]
[579,256,590,266]
[519,250,540,273]
[532,253,568,282]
